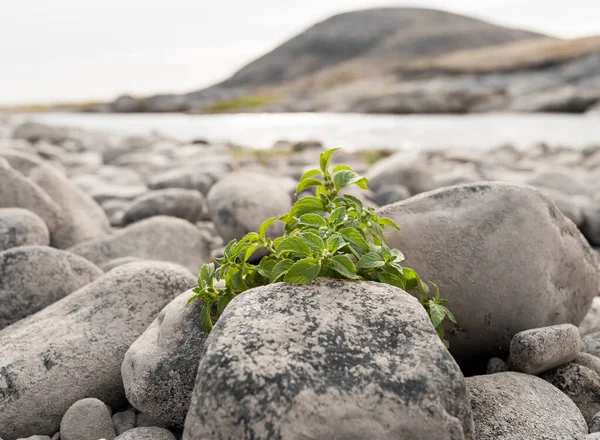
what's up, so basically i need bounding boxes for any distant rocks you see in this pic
[12,122,67,144]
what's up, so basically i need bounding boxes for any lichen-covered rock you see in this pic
[60,398,116,440]
[122,291,207,428]
[467,372,587,439]
[0,245,103,329]
[115,427,176,440]
[122,188,206,226]
[0,208,49,251]
[379,182,600,364]
[0,262,195,439]
[184,280,475,440]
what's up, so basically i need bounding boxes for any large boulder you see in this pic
[121,188,206,226]
[0,245,103,329]
[69,216,211,274]
[183,280,475,440]
[0,208,50,251]
[122,291,207,428]
[378,182,600,364]
[467,372,587,439]
[0,262,195,439]
[207,171,293,243]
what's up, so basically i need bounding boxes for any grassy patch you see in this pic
[0,101,104,113]
[205,95,280,113]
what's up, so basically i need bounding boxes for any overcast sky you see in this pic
[1,0,599,105]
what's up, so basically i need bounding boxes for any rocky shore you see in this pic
[2,116,600,439]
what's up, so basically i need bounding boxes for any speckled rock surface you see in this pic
[508,324,581,375]
[0,208,50,251]
[574,353,600,377]
[114,427,176,440]
[0,245,103,329]
[0,262,195,439]
[379,182,600,364]
[69,216,211,274]
[121,188,206,226]
[580,297,600,335]
[122,291,207,428]
[184,280,475,440]
[60,398,116,440]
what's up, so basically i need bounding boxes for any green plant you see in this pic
[188,148,455,345]
[205,94,280,114]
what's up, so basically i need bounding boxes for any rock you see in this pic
[580,298,600,335]
[508,324,581,375]
[12,121,67,144]
[378,182,600,364]
[587,434,600,440]
[114,428,176,440]
[0,161,64,241]
[366,151,432,195]
[0,245,103,329]
[541,363,600,423]
[17,437,51,440]
[574,353,600,377]
[60,398,116,440]
[467,372,587,439]
[590,411,600,433]
[122,188,206,226]
[112,95,143,113]
[526,169,589,196]
[207,172,293,243]
[0,262,195,439]
[122,291,207,428]
[183,280,474,440]
[486,357,508,374]
[135,412,167,428]
[69,216,211,274]
[112,409,136,435]
[144,94,188,113]
[539,188,589,227]
[0,208,50,251]
[582,205,600,246]
[507,85,600,112]
[372,184,412,206]
[99,257,144,272]
[29,163,111,248]
[0,148,45,174]
[149,168,218,195]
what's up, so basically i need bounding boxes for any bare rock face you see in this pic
[183,280,475,440]
[379,182,600,365]
[0,262,195,439]
[0,208,50,251]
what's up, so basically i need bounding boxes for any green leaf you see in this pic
[357,252,385,270]
[354,177,369,190]
[320,148,340,173]
[216,291,236,315]
[391,248,405,262]
[299,231,325,254]
[403,268,421,291]
[299,213,327,228]
[284,258,321,284]
[338,227,369,253]
[230,269,247,292]
[332,165,354,173]
[428,301,450,329]
[199,263,215,287]
[328,255,359,279]
[259,217,277,239]
[296,178,323,194]
[333,170,363,191]
[270,259,294,282]
[240,232,261,243]
[328,206,347,226]
[223,240,236,260]
[290,196,325,217]
[275,236,312,258]
[379,271,405,289]
[186,293,199,306]
[377,217,401,230]
[258,257,277,278]
[200,302,214,333]
[300,168,322,181]
[326,234,346,253]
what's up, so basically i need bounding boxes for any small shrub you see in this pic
[188,148,455,345]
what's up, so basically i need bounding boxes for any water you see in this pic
[20,112,600,150]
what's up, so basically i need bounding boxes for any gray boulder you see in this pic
[29,163,111,248]
[582,331,600,357]
[378,182,600,364]
[0,208,49,251]
[373,184,412,206]
[0,148,45,175]
[122,188,206,226]
[590,411,600,433]
[467,372,587,439]
[582,205,600,246]
[507,85,600,113]
[184,280,475,440]
[0,262,195,439]
[113,409,136,435]
[574,353,600,377]
[581,298,600,335]
[99,257,144,272]
[508,324,581,375]
[526,169,589,197]
[115,428,176,440]
[60,398,116,440]
[207,172,293,243]
[366,151,432,195]
[149,168,218,195]
[69,216,211,273]
[12,121,67,144]
[0,245,103,329]
[486,357,508,374]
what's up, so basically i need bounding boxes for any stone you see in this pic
[112,409,136,435]
[69,216,211,274]
[0,148,45,175]
[12,121,67,144]
[508,324,581,375]
[467,372,587,439]
[378,182,600,364]
[582,205,600,246]
[526,169,589,196]
[541,363,600,423]
[582,331,600,357]
[580,297,600,335]
[507,85,600,113]
[122,291,207,428]
[135,412,167,428]
[114,428,176,440]
[207,171,293,243]
[366,151,432,195]
[112,95,143,113]
[60,398,116,440]
[590,411,600,433]
[122,188,206,226]
[0,245,103,330]
[17,437,51,440]
[0,208,49,251]
[99,257,144,272]
[149,168,220,196]
[574,353,600,377]
[373,185,412,206]
[29,163,111,248]
[0,262,195,439]
[486,357,508,374]
[183,280,474,440]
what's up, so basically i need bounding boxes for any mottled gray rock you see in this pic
[467,372,587,439]
[29,163,111,248]
[541,363,600,423]
[0,208,49,251]
[366,151,432,195]
[0,148,45,174]
[17,437,52,440]
[99,257,144,272]
[12,121,67,144]
[113,409,136,435]
[149,168,218,195]
[590,411,600,433]
[0,245,103,329]
[122,188,206,226]
[115,428,176,440]
[184,280,474,440]
[486,357,508,374]
[587,433,600,439]
[123,291,207,428]
[379,182,600,364]
[60,398,116,440]
[508,324,581,375]
[135,412,167,428]
[580,298,600,335]
[69,216,211,273]
[207,171,293,243]
[582,331,600,357]
[0,262,195,439]
[575,353,600,377]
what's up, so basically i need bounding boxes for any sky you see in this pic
[1,0,600,105]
